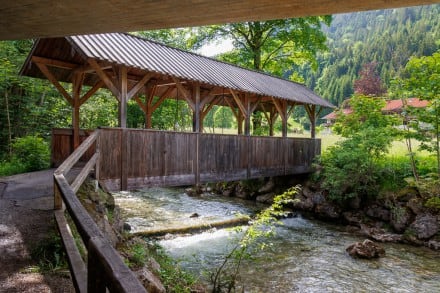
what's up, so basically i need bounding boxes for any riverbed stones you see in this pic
[408,213,439,239]
[346,239,385,259]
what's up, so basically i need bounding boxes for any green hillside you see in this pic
[303,4,440,107]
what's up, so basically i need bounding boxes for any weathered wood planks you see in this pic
[52,127,320,191]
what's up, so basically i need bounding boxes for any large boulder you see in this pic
[390,206,412,233]
[346,239,385,259]
[406,197,424,215]
[314,202,341,219]
[365,205,390,222]
[408,213,439,240]
[135,267,166,293]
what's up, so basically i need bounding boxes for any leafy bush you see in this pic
[0,159,26,176]
[318,139,380,202]
[12,135,50,172]
[317,95,398,204]
[425,196,440,211]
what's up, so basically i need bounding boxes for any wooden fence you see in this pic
[53,129,146,292]
[52,128,320,191]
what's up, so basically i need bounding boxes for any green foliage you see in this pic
[318,95,398,202]
[188,16,332,78]
[210,186,299,292]
[425,196,440,211]
[31,231,68,273]
[126,243,148,268]
[308,5,440,106]
[395,49,440,175]
[0,159,26,176]
[12,135,50,172]
[148,242,197,293]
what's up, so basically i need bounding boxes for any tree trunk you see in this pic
[5,90,12,156]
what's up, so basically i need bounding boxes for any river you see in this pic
[114,187,440,292]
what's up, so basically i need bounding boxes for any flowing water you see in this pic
[114,188,440,292]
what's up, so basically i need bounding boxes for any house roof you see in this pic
[20,33,334,108]
[322,98,429,120]
[382,98,429,112]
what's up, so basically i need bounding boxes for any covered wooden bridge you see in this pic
[21,33,333,191]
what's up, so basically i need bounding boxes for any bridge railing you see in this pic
[53,129,146,293]
[94,128,320,191]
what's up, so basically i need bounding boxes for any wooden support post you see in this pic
[281,101,288,138]
[118,66,128,128]
[237,113,244,135]
[120,129,128,191]
[272,98,288,137]
[244,94,251,136]
[193,83,201,133]
[87,238,107,293]
[305,104,317,139]
[72,73,84,149]
[54,177,63,210]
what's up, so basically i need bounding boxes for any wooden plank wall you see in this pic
[51,128,320,191]
[51,128,95,167]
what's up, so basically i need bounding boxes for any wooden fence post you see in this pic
[87,238,107,293]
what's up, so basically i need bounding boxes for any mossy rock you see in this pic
[77,179,115,209]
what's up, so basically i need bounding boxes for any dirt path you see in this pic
[0,169,74,292]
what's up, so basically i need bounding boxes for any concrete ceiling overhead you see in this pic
[1,0,439,40]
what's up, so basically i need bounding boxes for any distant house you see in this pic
[322,98,429,125]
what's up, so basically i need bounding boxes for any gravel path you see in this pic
[0,169,74,292]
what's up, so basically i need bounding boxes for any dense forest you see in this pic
[1,4,439,161]
[303,4,440,107]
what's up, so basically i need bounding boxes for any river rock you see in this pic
[409,213,439,239]
[258,177,275,194]
[311,192,325,205]
[346,239,385,259]
[390,206,412,233]
[314,202,340,219]
[428,239,440,250]
[369,231,403,243]
[343,211,363,227]
[135,267,166,293]
[406,197,424,215]
[366,205,390,222]
[349,196,362,210]
[292,194,314,211]
[256,193,275,203]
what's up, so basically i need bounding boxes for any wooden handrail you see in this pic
[53,129,146,292]
[55,130,99,176]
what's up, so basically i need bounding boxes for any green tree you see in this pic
[189,17,332,79]
[397,50,440,176]
[318,95,398,203]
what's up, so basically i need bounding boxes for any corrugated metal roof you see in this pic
[66,33,333,108]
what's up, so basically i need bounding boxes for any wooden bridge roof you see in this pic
[1,1,437,40]
[21,33,333,108]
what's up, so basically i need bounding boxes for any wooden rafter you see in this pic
[230,89,247,117]
[127,72,154,100]
[88,59,120,99]
[271,97,286,121]
[34,62,73,105]
[80,80,104,106]
[201,96,222,120]
[32,56,78,70]
[171,77,195,110]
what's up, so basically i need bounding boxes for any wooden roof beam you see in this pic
[34,62,73,105]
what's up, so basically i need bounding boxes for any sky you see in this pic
[198,38,234,57]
